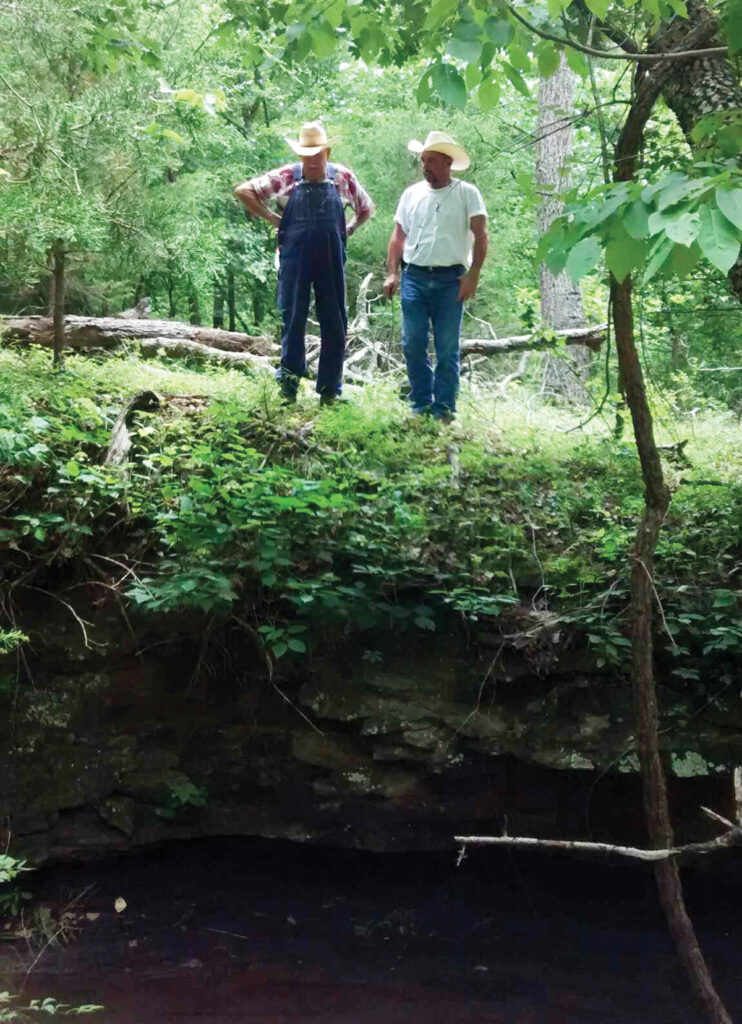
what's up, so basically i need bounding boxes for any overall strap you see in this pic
[292,163,302,182]
[326,163,336,181]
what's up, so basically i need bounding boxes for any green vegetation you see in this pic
[0,348,739,695]
[0,994,102,1020]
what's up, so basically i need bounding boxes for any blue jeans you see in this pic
[400,264,465,417]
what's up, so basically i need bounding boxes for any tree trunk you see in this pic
[536,54,590,402]
[51,239,65,368]
[213,283,225,330]
[611,68,734,1024]
[227,269,236,333]
[46,246,55,316]
[188,283,202,326]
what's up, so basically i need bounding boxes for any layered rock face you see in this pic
[2,596,737,865]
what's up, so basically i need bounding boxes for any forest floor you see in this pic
[3,838,741,1024]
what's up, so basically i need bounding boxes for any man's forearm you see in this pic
[387,236,404,273]
[234,184,280,228]
[383,225,407,298]
[348,207,372,236]
[470,230,488,276]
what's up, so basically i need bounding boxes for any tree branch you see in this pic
[504,3,728,62]
[455,825,742,861]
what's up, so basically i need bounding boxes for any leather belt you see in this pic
[402,262,464,273]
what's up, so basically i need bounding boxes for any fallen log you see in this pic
[105,390,160,466]
[461,324,606,356]
[137,337,273,370]
[0,314,278,357]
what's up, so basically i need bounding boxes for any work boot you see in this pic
[278,380,298,405]
[319,393,347,407]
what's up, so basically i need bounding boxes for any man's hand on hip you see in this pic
[383,272,399,299]
[457,269,480,302]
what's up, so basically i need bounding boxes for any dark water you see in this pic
[3,838,740,1023]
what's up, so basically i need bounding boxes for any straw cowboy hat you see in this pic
[285,121,337,156]
[407,130,470,171]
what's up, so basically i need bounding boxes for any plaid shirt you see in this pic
[248,162,374,218]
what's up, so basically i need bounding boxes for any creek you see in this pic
[3,838,740,1023]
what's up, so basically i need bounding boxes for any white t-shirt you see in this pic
[394,179,487,268]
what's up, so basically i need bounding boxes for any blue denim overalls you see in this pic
[276,163,347,398]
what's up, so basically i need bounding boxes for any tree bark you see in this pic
[1,315,277,356]
[188,283,201,326]
[104,390,161,466]
[137,337,272,370]
[612,64,734,1024]
[227,269,236,333]
[213,283,225,330]
[46,246,55,316]
[536,55,590,402]
[51,239,65,367]
[461,325,605,355]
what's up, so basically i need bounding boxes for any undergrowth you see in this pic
[0,347,740,688]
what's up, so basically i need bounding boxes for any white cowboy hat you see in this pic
[285,121,337,156]
[408,130,470,171]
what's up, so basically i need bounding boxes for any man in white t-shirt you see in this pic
[383,131,488,421]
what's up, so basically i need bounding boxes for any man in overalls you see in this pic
[234,123,374,404]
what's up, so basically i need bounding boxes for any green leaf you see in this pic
[431,63,467,108]
[508,43,531,72]
[565,47,589,77]
[565,236,602,282]
[605,225,648,283]
[162,128,185,144]
[666,241,701,277]
[501,61,530,97]
[642,171,683,203]
[697,205,742,272]
[537,42,561,78]
[479,40,496,69]
[543,239,568,276]
[722,0,742,54]
[272,641,288,658]
[715,187,742,230]
[622,199,650,239]
[643,234,674,283]
[447,36,481,63]
[324,0,344,29]
[424,0,457,30]
[416,68,433,104]
[484,16,512,46]
[584,0,610,15]
[477,73,500,110]
[285,21,305,40]
[657,175,710,211]
[665,212,701,246]
[287,638,306,652]
[647,206,689,236]
[453,18,481,41]
[465,62,483,89]
[309,24,337,58]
